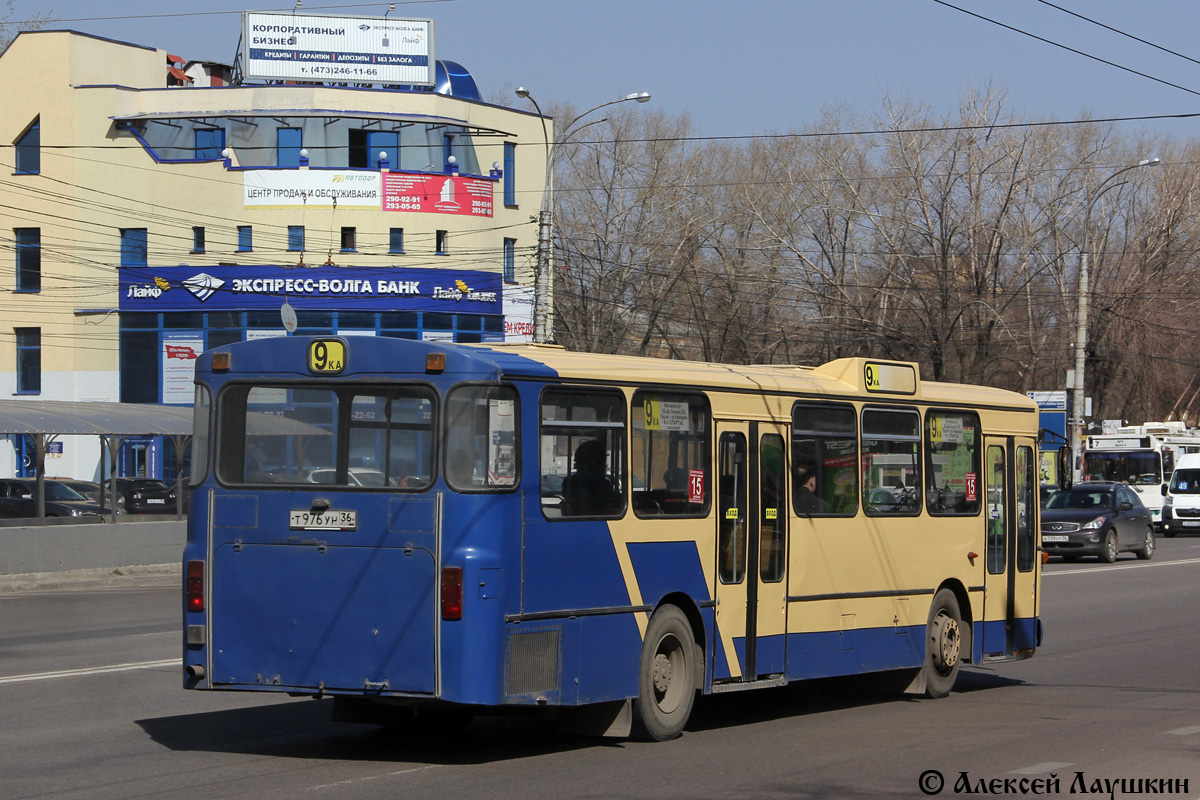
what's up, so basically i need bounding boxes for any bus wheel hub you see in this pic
[932,615,960,669]
[652,653,673,693]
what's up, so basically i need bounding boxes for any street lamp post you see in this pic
[1071,157,1160,481]
[515,87,651,344]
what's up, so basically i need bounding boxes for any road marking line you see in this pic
[1010,762,1073,774]
[1166,726,1200,735]
[1044,557,1200,576]
[0,658,178,685]
[308,765,439,791]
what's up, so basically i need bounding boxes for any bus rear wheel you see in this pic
[632,605,696,741]
[924,589,962,698]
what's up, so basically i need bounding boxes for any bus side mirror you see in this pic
[1162,484,1169,497]
[1057,446,1073,490]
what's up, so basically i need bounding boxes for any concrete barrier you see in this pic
[0,517,186,575]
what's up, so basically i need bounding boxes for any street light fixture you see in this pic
[1071,156,1160,481]
[515,87,652,343]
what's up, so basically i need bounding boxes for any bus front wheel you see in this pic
[924,589,962,698]
[632,605,696,741]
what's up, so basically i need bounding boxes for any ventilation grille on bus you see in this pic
[505,629,561,696]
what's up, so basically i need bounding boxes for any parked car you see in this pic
[52,479,103,504]
[0,479,103,518]
[304,467,395,487]
[112,478,180,514]
[1040,481,1154,562]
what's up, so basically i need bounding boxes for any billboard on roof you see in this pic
[242,12,435,85]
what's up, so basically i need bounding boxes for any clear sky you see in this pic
[9,0,1200,140]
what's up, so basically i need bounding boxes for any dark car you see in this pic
[0,479,103,518]
[1040,481,1154,563]
[53,479,103,504]
[113,478,180,514]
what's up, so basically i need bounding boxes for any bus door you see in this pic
[713,421,788,683]
[982,437,1040,659]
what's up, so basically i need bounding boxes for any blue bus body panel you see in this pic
[206,486,440,694]
[212,542,436,693]
[626,541,710,607]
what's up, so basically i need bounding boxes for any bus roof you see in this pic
[202,336,1037,412]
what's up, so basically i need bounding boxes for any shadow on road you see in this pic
[137,668,1023,760]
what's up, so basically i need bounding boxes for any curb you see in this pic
[0,563,180,593]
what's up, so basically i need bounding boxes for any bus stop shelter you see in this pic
[0,400,194,522]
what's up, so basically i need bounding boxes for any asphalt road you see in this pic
[2,539,1200,800]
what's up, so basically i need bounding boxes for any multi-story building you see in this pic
[0,28,547,482]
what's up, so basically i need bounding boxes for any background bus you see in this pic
[1084,421,1200,529]
[182,337,1042,740]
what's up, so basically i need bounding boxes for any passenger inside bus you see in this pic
[795,467,828,514]
[562,439,621,516]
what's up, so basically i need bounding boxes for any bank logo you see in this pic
[126,275,171,299]
[432,279,497,304]
[183,273,225,302]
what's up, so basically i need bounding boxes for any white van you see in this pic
[1161,453,1200,536]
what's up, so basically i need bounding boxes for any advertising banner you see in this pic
[244,170,381,209]
[120,264,503,314]
[502,284,534,343]
[163,333,203,404]
[382,173,494,217]
[243,13,434,85]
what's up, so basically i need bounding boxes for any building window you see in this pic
[288,225,305,252]
[277,127,302,167]
[503,238,516,282]
[349,130,398,169]
[389,227,404,254]
[120,228,148,266]
[15,328,40,394]
[435,230,448,255]
[237,226,252,252]
[15,228,40,292]
[503,142,516,205]
[340,227,356,252]
[192,226,206,253]
[195,128,225,160]
[15,117,40,175]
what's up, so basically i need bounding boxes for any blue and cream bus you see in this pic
[182,335,1042,740]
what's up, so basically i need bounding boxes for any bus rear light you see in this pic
[441,566,463,620]
[186,559,205,613]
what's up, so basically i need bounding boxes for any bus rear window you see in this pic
[215,383,436,488]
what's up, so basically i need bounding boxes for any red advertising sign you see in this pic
[382,173,494,217]
[165,344,199,360]
[689,469,705,504]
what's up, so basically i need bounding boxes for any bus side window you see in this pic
[792,402,858,517]
[539,389,626,520]
[861,408,922,516]
[925,410,981,516]
[631,391,711,518]
[444,384,519,491]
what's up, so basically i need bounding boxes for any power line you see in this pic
[931,0,1200,98]
[1035,0,1200,69]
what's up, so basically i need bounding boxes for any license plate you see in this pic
[1041,535,1069,543]
[147,499,165,504]
[290,509,356,530]
[1183,521,1200,528]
